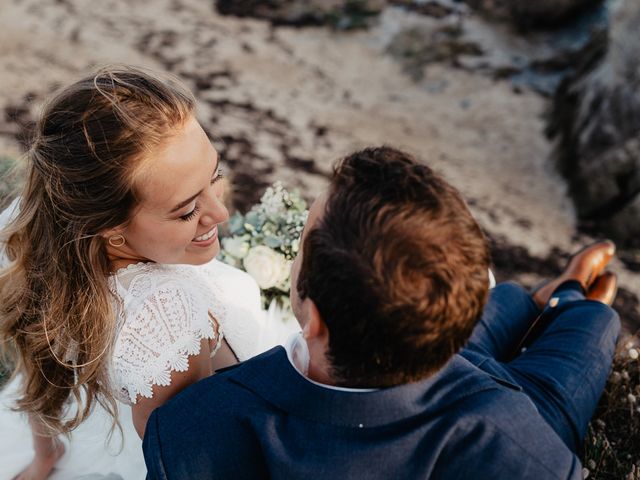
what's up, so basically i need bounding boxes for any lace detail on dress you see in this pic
[109,264,227,405]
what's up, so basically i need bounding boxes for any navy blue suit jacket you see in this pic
[143,347,581,479]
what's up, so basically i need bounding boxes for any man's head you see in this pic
[290,146,490,388]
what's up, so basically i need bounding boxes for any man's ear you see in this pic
[301,299,333,384]
[303,300,328,343]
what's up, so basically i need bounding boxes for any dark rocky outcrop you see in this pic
[215,0,385,29]
[388,0,464,18]
[549,0,640,246]
[508,0,604,28]
[215,0,469,29]
[463,0,605,28]
[460,0,511,22]
[386,22,483,81]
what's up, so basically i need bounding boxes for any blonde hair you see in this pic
[0,65,195,435]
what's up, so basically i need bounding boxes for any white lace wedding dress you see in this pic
[0,198,296,479]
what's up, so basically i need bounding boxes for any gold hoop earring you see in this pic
[108,235,126,247]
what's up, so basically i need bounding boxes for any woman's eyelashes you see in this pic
[179,204,200,222]
[178,168,224,221]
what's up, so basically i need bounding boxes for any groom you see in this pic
[143,147,619,479]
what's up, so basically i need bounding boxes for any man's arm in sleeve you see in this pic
[143,409,169,480]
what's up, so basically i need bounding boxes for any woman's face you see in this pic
[108,115,228,267]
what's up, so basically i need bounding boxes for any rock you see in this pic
[386,22,482,80]
[509,0,604,27]
[215,0,386,29]
[549,0,640,246]
[388,0,467,19]
[461,0,511,22]
[462,0,605,28]
[606,194,640,245]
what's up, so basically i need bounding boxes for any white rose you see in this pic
[222,237,250,259]
[243,246,291,290]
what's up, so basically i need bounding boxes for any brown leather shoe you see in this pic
[586,271,618,306]
[511,241,617,360]
[532,240,616,309]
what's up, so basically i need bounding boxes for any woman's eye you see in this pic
[179,205,200,221]
[211,167,224,184]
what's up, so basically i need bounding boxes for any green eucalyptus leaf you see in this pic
[229,213,246,234]
[245,211,263,229]
[264,236,283,248]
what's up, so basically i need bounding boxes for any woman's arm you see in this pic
[131,338,213,439]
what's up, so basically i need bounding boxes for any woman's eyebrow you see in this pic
[169,155,219,213]
[170,190,202,213]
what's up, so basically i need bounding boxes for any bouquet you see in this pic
[218,182,309,316]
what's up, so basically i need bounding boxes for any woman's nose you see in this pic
[200,193,229,226]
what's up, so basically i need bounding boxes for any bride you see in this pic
[0,65,279,479]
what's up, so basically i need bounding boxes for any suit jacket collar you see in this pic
[226,347,499,428]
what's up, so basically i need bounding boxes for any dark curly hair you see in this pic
[297,146,490,388]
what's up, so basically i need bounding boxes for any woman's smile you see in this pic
[192,225,218,246]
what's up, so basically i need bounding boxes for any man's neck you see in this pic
[306,360,335,386]
[285,333,377,393]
